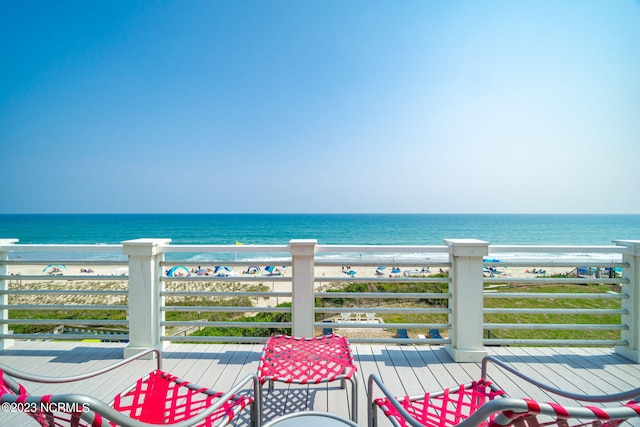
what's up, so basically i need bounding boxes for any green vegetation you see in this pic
[318,273,622,342]
[316,274,450,336]
[165,296,257,323]
[191,302,291,338]
[318,279,449,307]
[9,309,127,335]
[7,281,288,338]
[6,275,624,343]
[483,282,621,342]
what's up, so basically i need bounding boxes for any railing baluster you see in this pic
[0,239,17,350]
[615,240,640,362]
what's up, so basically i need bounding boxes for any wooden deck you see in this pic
[1,341,639,426]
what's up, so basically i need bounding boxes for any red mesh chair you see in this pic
[0,348,260,427]
[368,355,640,427]
[257,334,358,422]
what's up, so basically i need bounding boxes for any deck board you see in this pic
[353,344,384,424]
[1,341,639,426]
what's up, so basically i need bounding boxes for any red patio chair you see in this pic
[0,348,260,427]
[368,355,640,427]
[257,334,358,422]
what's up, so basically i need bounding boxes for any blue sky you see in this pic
[2,1,639,214]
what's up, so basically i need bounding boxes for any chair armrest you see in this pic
[481,355,640,404]
[0,347,162,384]
[368,373,426,427]
[367,373,640,427]
[368,374,511,427]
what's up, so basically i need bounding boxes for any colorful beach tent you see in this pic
[166,266,189,277]
[214,266,232,276]
[244,266,260,274]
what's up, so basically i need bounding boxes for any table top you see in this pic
[257,334,357,384]
[263,411,358,427]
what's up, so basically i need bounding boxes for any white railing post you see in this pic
[289,239,317,337]
[614,240,640,362]
[0,239,18,350]
[443,238,489,362]
[122,238,170,359]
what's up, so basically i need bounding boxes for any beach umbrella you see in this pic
[43,264,66,273]
[214,266,232,276]
[264,266,282,276]
[167,266,189,277]
[244,266,261,274]
[391,267,401,274]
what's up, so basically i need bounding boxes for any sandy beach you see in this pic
[4,262,571,307]
[6,262,570,283]
[2,262,580,340]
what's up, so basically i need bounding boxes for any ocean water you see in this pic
[1,214,639,262]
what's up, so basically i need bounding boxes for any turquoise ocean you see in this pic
[1,214,639,263]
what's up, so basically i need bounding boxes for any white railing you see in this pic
[0,238,639,363]
[313,243,452,345]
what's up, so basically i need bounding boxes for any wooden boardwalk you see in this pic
[1,341,639,426]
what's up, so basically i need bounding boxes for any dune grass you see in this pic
[6,278,623,343]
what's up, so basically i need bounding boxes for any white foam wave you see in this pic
[9,248,624,265]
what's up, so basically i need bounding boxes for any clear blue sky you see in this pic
[2,1,639,214]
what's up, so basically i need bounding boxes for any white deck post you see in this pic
[0,239,18,350]
[289,239,317,337]
[443,238,489,362]
[122,238,170,359]
[614,240,640,363]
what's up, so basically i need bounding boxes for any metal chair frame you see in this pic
[0,348,261,427]
[368,355,640,427]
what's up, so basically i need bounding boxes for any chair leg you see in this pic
[253,379,263,427]
[369,399,378,427]
[250,401,258,427]
[350,375,358,423]
[341,367,347,389]
[257,382,265,426]
[367,374,380,427]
